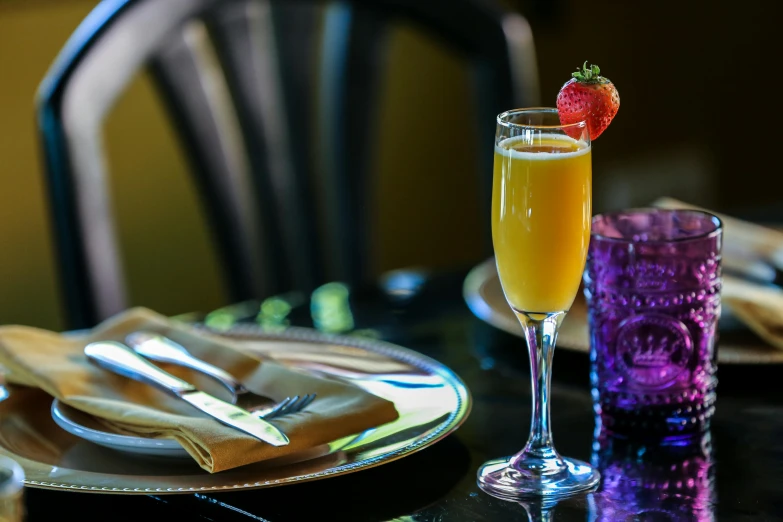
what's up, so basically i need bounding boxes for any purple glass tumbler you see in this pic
[584,209,722,440]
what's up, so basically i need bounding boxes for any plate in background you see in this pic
[463,257,783,364]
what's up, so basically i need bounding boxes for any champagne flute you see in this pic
[477,108,600,498]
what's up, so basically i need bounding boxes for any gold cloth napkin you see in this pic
[0,308,399,473]
[653,198,783,350]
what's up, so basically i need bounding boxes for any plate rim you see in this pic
[2,325,471,494]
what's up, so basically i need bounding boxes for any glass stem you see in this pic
[511,311,567,474]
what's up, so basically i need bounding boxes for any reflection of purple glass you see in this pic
[584,209,722,440]
[589,430,716,521]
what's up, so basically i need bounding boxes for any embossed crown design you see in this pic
[623,333,682,367]
[623,260,678,290]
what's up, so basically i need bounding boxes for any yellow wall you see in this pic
[372,25,483,275]
[0,1,484,330]
[0,1,97,330]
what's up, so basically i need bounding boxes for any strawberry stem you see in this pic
[572,61,605,83]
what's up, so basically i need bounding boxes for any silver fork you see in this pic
[256,395,316,419]
[125,332,315,417]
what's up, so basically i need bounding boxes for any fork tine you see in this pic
[278,395,300,416]
[278,395,297,412]
[298,393,316,410]
[261,396,293,419]
[294,393,314,412]
[256,393,316,420]
[287,395,307,413]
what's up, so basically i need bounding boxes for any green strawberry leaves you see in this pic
[572,62,605,84]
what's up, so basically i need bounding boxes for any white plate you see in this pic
[51,400,190,458]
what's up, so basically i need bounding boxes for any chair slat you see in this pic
[269,1,324,288]
[210,0,318,293]
[314,2,354,284]
[315,3,389,285]
[150,20,270,302]
[337,5,390,286]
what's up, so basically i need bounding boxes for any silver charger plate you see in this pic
[464,257,783,364]
[0,325,471,494]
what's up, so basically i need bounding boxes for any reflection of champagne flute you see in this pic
[518,497,558,522]
[589,430,716,521]
[478,108,599,499]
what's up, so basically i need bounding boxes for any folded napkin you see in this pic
[721,275,783,350]
[0,308,399,472]
[653,198,783,350]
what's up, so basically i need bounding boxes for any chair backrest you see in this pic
[37,0,539,330]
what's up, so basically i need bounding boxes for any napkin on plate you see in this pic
[653,198,783,350]
[0,308,400,473]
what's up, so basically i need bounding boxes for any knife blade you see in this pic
[84,341,289,446]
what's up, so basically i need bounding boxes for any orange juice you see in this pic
[492,135,592,312]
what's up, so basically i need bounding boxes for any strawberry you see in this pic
[556,62,619,140]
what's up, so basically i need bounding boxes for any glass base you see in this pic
[477,456,600,500]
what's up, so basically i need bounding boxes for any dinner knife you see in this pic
[84,341,289,446]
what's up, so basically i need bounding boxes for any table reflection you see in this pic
[588,429,715,521]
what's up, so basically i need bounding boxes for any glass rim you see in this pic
[591,208,723,244]
[496,107,587,132]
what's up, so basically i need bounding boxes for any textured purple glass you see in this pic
[589,430,716,521]
[584,209,722,440]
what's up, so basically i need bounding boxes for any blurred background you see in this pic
[1,0,781,330]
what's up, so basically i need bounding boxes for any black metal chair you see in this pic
[37,0,539,330]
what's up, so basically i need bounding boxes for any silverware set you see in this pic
[84,333,317,446]
[125,332,316,416]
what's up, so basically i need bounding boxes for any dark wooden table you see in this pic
[24,270,783,521]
